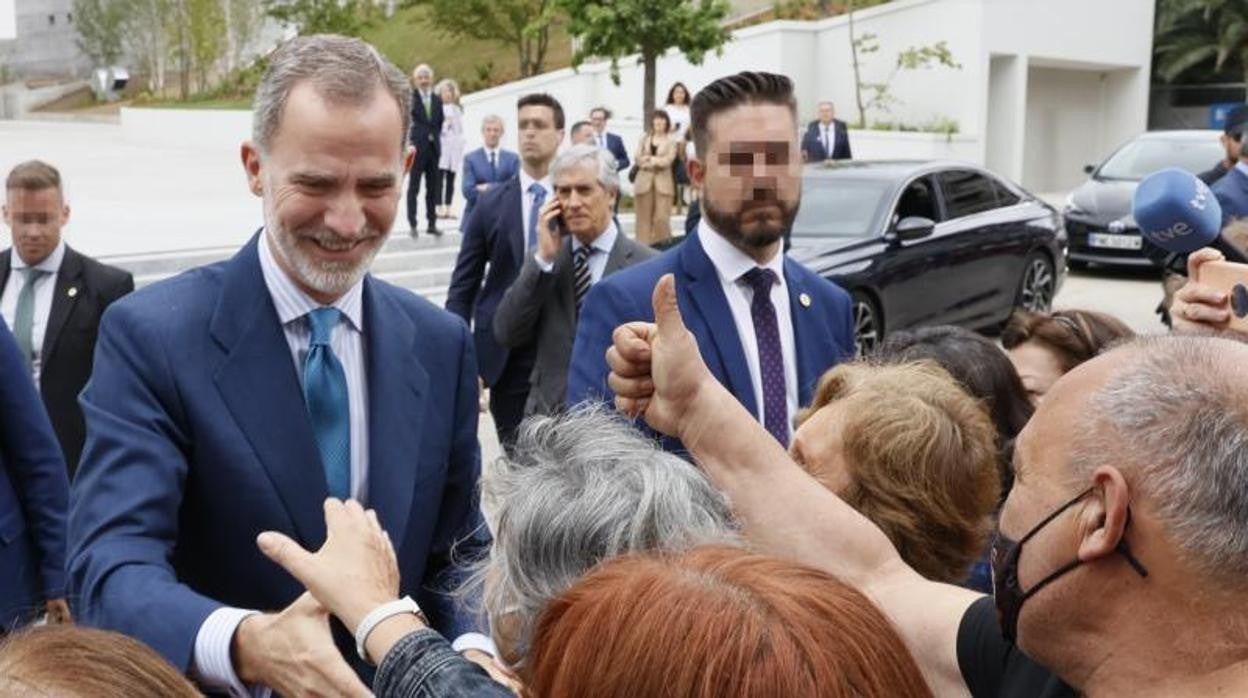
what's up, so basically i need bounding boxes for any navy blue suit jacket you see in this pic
[446,176,530,386]
[410,90,445,164]
[567,231,856,448]
[67,235,488,676]
[461,147,520,221]
[1213,165,1248,225]
[0,316,69,630]
[603,132,631,172]
[801,119,852,161]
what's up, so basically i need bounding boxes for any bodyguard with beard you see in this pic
[66,36,494,696]
[566,71,855,450]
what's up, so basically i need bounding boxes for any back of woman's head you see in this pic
[0,625,201,697]
[1001,308,1134,371]
[524,545,933,698]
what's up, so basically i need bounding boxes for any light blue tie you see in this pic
[13,268,49,370]
[303,307,351,499]
[527,182,546,251]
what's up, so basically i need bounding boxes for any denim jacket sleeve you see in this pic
[374,628,515,698]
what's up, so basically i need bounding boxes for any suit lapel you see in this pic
[211,234,329,547]
[603,228,634,276]
[680,233,758,417]
[784,259,836,406]
[501,177,525,268]
[0,250,9,291]
[41,247,84,365]
[362,279,429,548]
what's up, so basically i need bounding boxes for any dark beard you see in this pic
[702,190,798,251]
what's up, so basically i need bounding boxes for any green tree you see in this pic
[73,0,128,65]
[1155,0,1248,86]
[123,0,174,92]
[403,0,560,78]
[559,0,731,120]
[187,0,225,92]
[265,0,379,36]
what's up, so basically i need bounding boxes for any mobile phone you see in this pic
[1199,260,1248,332]
[547,210,569,236]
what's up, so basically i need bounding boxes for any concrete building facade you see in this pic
[0,0,90,80]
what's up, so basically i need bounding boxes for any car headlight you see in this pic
[1063,193,1086,216]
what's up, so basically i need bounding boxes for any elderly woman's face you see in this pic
[789,401,854,494]
[1007,340,1066,406]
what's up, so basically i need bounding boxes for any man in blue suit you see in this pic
[407,63,445,237]
[460,114,520,224]
[0,315,70,634]
[589,107,631,174]
[446,93,565,450]
[1212,156,1248,226]
[68,36,492,696]
[801,101,852,162]
[568,72,856,450]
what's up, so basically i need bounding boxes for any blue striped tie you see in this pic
[303,307,351,499]
[527,182,546,250]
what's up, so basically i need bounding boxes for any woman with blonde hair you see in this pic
[632,109,677,245]
[436,78,465,219]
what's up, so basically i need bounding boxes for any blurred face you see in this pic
[241,82,413,304]
[651,115,670,134]
[571,124,595,146]
[689,103,801,258]
[818,103,835,124]
[1224,132,1243,163]
[590,109,607,134]
[517,104,563,170]
[554,160,615,242]
[413,69,433,91]
[789,401,855,494]
[1008,341,1066,406]
[438,83,454,102]
[482,120,504,149]
[672,84,689,105]
[3,187,68,266]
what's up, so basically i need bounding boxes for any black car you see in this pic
[1064,130,1223,269]
[788,160,1066,353]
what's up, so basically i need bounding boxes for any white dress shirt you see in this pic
[0,239,65,386]
[193,233,491,697]
[535,221,618,283]
[519,169,553,253]
[698,220,799,429]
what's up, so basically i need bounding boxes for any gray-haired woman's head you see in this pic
[468,405,737,666]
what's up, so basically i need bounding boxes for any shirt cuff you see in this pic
[193,607,271,698]
[451,632,498,657]
[534,253,555,274]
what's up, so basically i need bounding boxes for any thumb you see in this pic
[651,274,685,336]
[257,531,316,585]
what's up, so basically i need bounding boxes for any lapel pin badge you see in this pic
[799,293,812,308]
[67,287,78,298]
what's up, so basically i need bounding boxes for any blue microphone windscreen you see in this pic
[1132,168,1222,254]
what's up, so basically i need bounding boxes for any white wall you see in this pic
[1023,67,1110,192]
[0,0,14,41]
[982,0,1155,70]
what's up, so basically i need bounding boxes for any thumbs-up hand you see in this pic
[607,274,720,442]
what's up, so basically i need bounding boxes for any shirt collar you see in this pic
[698,219,784,285]
[1236,161,1248,178]
[519,169,552,197]
[258,229,365,333]
[573,220,618,256]
[11,239,66,273]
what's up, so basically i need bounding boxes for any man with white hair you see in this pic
[460,114,519,223]
[494,144,655,416]
[67,36,493,696]
[406,63,444,236]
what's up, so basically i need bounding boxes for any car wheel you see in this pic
[1017,252,1056,313]
[851,291,882,356]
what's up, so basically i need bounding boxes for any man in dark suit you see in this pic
[589,107,631,174]
[67,36,493,696]
[1199,105,1247,186]
[446,93,565,450]
[1,160,134,476]
[460,114,520,224]
[801,101,852,162]
[568,72,856,451]
[494,145,656,416]
[1212,152,1248,226]
[406,63,445,236]
[0,315,71,633]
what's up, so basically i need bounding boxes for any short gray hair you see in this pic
[252,35,411,154]
[481,114,504,130]
[550,143,620,194]
[1079,335,1248,586]
[467,405,737,665]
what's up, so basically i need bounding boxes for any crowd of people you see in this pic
[4,30,1248,698]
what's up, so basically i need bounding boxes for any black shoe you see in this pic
[427,225,442,237]
[408,225,419,238]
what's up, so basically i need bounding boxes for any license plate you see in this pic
[1088,232,1142,250]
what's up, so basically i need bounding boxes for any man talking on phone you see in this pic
[493,144,656,416]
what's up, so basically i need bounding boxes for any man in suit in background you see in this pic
[801,101,852,162]
[68,36,494,696]
[446,93,565,450]
[589,107,631,174]
[569,120,595,146]
[406,63,445,236]
[568,72,856,451]
[494,145,656,416]
[460,114,520,225]
[0,316,70,633]
[1,160,134,476]
[1198,105,1247,186]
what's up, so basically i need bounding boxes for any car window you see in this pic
[894,176,941,223]
[937,170,999,219]
[1096,137,1224,180]
[791,177,893,239]
[993,179,1021,206]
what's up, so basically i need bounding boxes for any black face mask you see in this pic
[990,487,1149,643]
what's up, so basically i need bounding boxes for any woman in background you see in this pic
[664,82,692,214]
[436,79,465,220]
[632,110,677,245]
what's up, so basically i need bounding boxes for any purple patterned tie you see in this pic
[742,267,789,446]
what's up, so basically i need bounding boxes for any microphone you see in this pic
[1132,168,1222,254]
